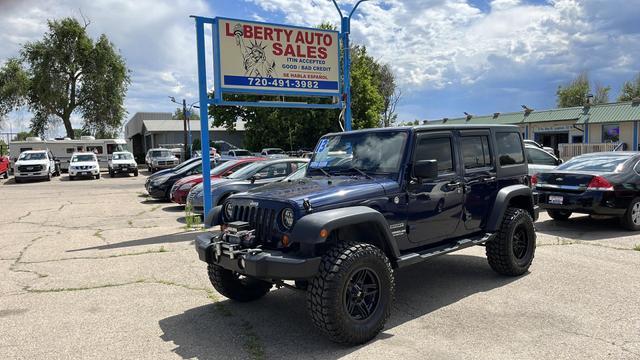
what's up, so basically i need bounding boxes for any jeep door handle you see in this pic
[482,176,496,182]
[447,181,462,188]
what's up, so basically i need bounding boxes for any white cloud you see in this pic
[0,0,213,137]
[247,0,640,94]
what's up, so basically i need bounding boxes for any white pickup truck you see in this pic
[14,150,57,183]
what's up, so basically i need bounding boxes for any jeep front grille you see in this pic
[231,205,276,244]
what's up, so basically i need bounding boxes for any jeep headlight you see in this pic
[281,208,294,229]
[224,202,234,220]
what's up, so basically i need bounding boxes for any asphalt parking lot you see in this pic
[1,173,639,359]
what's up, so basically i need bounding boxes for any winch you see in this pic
[222,221,258,248]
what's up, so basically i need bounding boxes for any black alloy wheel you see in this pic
[345,268,380,321]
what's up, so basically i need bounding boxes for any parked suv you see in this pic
[145,148,179,173]
[14,150,57,183]
[69,152,100,180]
[195,125,538,345]
[109,151,138,177]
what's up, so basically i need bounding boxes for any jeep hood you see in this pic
[243,177,396,208]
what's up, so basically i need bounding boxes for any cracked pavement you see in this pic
[1,173,639,359]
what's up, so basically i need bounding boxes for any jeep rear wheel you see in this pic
[307,242,394,345]
[207,264,272,302]
[486,207,536,276]
[547,209,572,221]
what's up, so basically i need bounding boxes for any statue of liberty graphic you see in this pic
[233,24,277,78]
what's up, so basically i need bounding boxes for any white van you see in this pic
[14,150,57,183]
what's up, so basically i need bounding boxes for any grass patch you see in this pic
[184,204,203,230]
[634,244,640,251]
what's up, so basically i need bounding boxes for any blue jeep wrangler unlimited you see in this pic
[196,125,538,344]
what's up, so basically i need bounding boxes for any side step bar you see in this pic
[395,233,495,268]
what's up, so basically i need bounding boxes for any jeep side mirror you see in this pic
[557,158,563,165]
[414,160,438,180]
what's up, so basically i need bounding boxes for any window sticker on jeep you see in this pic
[316,138,329,153]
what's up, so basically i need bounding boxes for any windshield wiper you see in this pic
[343,166,373,179]
[310,167,331,178]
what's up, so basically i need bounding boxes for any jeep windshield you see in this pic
[308,131,408,176]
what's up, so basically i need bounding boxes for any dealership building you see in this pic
[429,99,640,158]
[124,112,245,159]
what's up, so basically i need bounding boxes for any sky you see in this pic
[0,0,639,136]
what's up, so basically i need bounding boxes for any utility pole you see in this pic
[182,98,190,161]
[332,0,369,131]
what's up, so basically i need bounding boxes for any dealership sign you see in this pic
[214,18,340,96]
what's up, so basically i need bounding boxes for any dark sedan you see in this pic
[534,151,640,230]
[145,159,203,200]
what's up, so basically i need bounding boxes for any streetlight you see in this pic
[169,96,200,161]
[331,0,369,131]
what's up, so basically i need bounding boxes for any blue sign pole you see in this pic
[333,0,368,132]
[195,17,213,219]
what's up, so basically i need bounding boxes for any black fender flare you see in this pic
[204,205,223,228]
[486,184,535,232]
[289,206,400,259]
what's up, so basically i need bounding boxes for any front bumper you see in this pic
[111,165,137,174]
[537,189,626,216]
[15,172,48,179]
[195,231,321,280]
[170,188,189,205]
[146,182,170,199]
[69,169,99,176]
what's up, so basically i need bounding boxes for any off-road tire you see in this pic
[96,173,101,180]
[306,242,394,345]
[547,209,571,221]
[207,264,272,302]
[69,175,74,181]
[15,177,21,183]
[109,169,114,178]
[47,172,51,181]
[4,171,9,179]
[486,208,536,276]
[620,197,640,231]
[134,169,139,177]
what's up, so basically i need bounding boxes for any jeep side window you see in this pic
[415,137,454,173]
[496,132,524,166]
[461,136,491,169]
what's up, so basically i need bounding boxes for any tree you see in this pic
[14,131,34,141]
[172,107,200,120]
[556,72,590,107]
[593,83,610,104]
[618,72,640,101]
[0,58,29,125]
[0,17,129,138]
[378,64,401,127]
[350,46,384,129]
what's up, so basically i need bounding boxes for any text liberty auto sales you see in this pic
[224,23,334,73]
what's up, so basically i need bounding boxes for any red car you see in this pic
[170,157,263,205]
[0,156,9,179]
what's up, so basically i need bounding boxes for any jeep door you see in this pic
[457,130,498,234]
[406,131,464,245]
